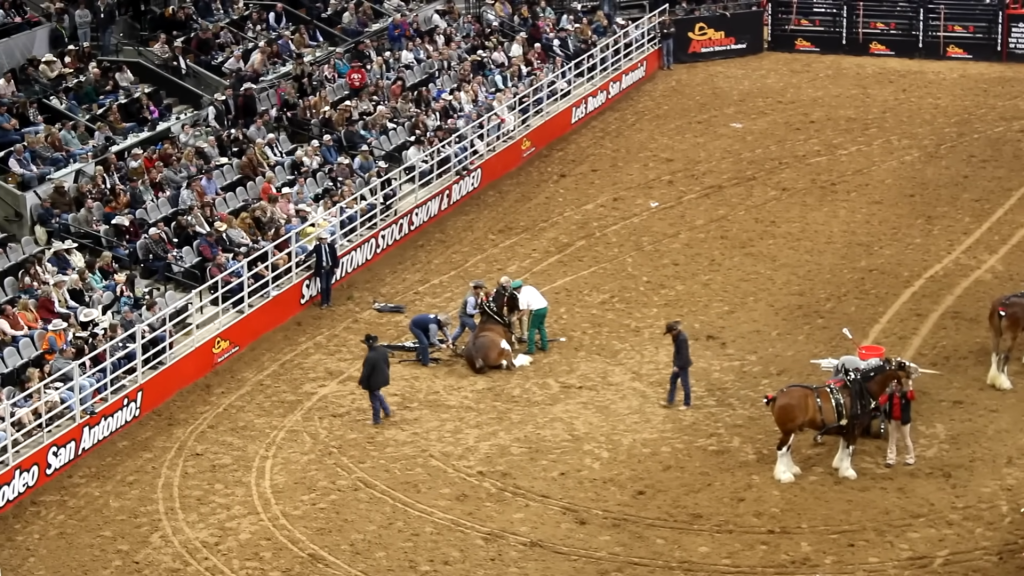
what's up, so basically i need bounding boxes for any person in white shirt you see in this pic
[0,72,20,99]
[222,51,245,75]
[511,279,549,354]
[115,64,135,87]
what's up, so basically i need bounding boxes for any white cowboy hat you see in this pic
[78,308,99,323]
[323,135,332,141]
[295,204,310,212]
[215,93,226,100]
[48,319,68,330]
[214,222,227,231]
[130,148,143,155]
[242,82,256,90]
[61,240,78,249]
[112,216,130,226]
[50,240,66,250]
[376,161,387,168]
[340,156,350,164]
[317,231,328,239]
[42,54,57,62]
[52,275,69,284]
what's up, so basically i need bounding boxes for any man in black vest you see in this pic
[312,231,339,309]
[663,320,692,409]
[451,280,485,346]
[207,93,227,131]
[358,333,392,425]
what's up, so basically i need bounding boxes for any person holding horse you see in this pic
[451,280,486,347]
[511,279,549,354]
[497,275,526,339]
[408,312,452,366]
[663,320,692,410]
[879,377,916,468]
[358,333,392,425]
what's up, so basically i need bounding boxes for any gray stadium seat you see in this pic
[18,338,34,359]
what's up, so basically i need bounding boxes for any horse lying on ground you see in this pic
[764,358,919,483]
[462,288,531,373]
[987,294,1024,391]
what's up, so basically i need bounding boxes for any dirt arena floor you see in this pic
[6,52,1024,576]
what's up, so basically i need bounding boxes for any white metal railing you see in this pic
[0,8,665,472]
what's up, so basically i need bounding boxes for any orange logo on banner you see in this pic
[212,337,240,364]
[794,38,819,51]
[945,44,970,58]
[520,138,532,150]
[868,41,894,55]
[687,22,737,53]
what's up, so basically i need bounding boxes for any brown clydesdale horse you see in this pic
[461,287,531,373]
[987,294,1024,391]
[763,358,919,483]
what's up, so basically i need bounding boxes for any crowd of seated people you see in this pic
[0,0,647,452]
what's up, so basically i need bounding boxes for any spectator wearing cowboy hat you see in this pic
[138,227,175,282]
[358,333,392,425]
[511,280,548,354]
[49,344,98,417]
[312,231,338,309]
[408,312,452,366]
[662,320,692,410]
[451,280,486,346]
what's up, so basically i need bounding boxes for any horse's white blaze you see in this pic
[500,339,512,351]
[832,439,847,470]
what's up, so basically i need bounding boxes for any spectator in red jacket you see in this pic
[879,379,916,468]
[346,62,368,96]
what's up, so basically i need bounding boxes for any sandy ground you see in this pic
[4,52,1024,576]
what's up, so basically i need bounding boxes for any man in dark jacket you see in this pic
[312,231,339,308]
[358,333,392,425]
[663,320,692,409]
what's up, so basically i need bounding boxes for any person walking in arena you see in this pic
[408,312,452,366]
[313,231,339,309]
[358,333,392,425]
[663,320,692,409]
[511,279,549,354]
[451,280,486,346]
[879,378,916,467]
[659,14,675,70]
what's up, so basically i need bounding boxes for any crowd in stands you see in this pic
[0,0,650,452]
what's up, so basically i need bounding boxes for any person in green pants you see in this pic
[511,279,549,354]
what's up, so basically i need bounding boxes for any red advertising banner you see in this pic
[0,49,660,514]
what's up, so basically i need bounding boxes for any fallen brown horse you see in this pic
[763,358,919,483]
[987,294,1024,391]
[462,288,532,373]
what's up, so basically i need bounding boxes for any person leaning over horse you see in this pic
[498,275,526,338]
[663,320,692,410]
[451,280,485,346]
[408,312,452,366]
[358,333,392,425]
[511,279,549,354]
[879,378,916,467]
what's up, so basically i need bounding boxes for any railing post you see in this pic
[135,321,144,384]
[242,259,250,311]
[73,361,82,417]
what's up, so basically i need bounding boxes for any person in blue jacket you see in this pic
[408,313,452,366]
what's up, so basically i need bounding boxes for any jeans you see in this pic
[409,324,430,366]
[77,376,100,409]
[144,258,169,282]
[662,38,674,69]
[667,367,691,407]
[318,268,333,305]
[101,27,114,56]
[368,389,391,424]
[45,155,68,169]
[21,124,44,135]
[450,313,477,344]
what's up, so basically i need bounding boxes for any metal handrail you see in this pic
[0,8,666,473]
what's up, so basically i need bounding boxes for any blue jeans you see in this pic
[77,376,100,409]
[318,268,333,305]
[450,313,476,344]
[368,390,391,424]
[101,27,114,56]
[409,324,430,366]
[662,38,674,69]
[667,367,690,406]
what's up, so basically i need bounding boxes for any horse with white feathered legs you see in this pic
[763,358,919,483]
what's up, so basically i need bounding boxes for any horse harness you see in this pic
[787,379,851,437]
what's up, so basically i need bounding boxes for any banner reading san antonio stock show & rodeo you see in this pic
[673,10,765,63]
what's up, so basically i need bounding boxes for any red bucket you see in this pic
[857,345,886,361]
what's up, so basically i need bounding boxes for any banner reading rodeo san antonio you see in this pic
[673,10,765,63]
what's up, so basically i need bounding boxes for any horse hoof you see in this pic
[789,465,802,476]
[778,473,796,484]
[839,469,858,480]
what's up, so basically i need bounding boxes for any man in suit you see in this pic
[663,320,693,410]
[312,231,339,309]
[358,333,392,425]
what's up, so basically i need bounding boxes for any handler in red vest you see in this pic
[346,62,368,96]
[879,379,916,467]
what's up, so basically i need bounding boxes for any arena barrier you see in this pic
[767,0,1005,61]
[672,9,767,63]
[0,9,667,514]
